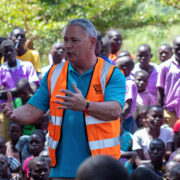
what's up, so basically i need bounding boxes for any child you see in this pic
[129,167,161,180]
[148,138,166,177]
[134,70,156,106]
[107,29,122,62]
[0,136,20,174]
[101,37,114,64]
[165,160,180,180]
[116,55,137,133]
[133,105,173,160]
[158,44,173,63]
[133,105,149,129]
[41,42,66,78]
[0,40,39,100]
[157,35,180,128]
[14,78,36,135]
[76,155,129,180]
[23,130,45,178]
[169,165,180,180]
[0,153,11,180]
[120,119,137,174]
[28,157,50,180]
[6,121,23,162]
[131,44,158,102]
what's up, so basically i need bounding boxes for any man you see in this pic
[2,19,126,179]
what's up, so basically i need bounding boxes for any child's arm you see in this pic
[157,87,164,107]
[121,99,132,121]
[121,151,137,159]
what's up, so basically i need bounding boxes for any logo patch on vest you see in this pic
[93,84,102,94]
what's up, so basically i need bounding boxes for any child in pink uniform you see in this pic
[130,44,158,102]
[116,55,137,133]
[134,70,156,106]
[157,35,180,128]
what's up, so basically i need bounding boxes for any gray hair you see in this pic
[66,18,97,39]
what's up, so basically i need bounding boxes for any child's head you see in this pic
[39,150,51,173]
[172,152,180,163]
[50,42,66,65]
[129,167,159,180]
[0,153,10,179]
[173,120,180,149]
[134,70,149,92]
[8,121,23,144]
[147,105,164,129]
[116,56,134,77]
[36,110,49,132]
[16,78,32,104]
[0,136,6,155]
[107,29,122,53]
[10,27,26,50]
[95,31,103,57]
[135,105,149,128]
[28,156,49,180]
[165,160,180,180]
[76,155,129,180]
[117,50,131,58]
[101,37,111,58]
[148,138,165,162]
[173,35,180,64]
[137,44,152,69]
[1,40,16,66]
[169,164,180,180]
[28,130,45,156]
[158,44,173,62]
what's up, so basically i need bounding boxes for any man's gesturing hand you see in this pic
[1,92,16,120]
[56,83,87,111]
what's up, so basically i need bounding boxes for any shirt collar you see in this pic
[3,59,22,71]
[171,55,180,66]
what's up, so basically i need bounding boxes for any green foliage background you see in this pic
[0,0,179,66]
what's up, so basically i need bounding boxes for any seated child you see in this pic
[120,119,137,174]
[158,44,173,63]
[169,119,180,161]
[28,156,50,180]
[130,167,161,180]
[134,70,156,106]
[116,55,137,133]
[0,153,11,180]
[165,160,180,180]
[133,105,173,160]
[14,78,36,135]
[0,136,20,174]
[76,155,129,180]
[148,138,166,178]
[169,164,180,180]
[133,105,149,129]
[6,121,23,162]
[23,130,45,178]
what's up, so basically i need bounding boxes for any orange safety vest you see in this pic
[47,57,121,167]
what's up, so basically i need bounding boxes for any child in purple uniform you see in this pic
[134,70,156,106]
[116,56,137,133]
[0,40,39,92]
[157,35,180,128]
[131,44,158,102]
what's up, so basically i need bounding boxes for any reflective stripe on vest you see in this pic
[50,116,62,126]
[89,136,119,150]
[48,136,58,149]
[85,116,112,125]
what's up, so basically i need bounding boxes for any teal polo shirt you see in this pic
[28,62,125,178]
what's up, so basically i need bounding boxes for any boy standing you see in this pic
[157,35,180,128]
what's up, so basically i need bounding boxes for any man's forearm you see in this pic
[87,101,122,121]
[14,104,44,125]
[157,87,164,107]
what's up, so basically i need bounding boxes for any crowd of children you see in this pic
[0,25,179,180]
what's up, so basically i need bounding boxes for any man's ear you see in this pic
[90,37,97,50]
[150,53,153,58]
